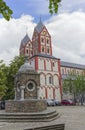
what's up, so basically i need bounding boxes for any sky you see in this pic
[0,0,85,65]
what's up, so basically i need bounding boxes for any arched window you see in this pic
[42,47,44,52]
[41,38,44,43]
[47,39,49,44]
[26,49,28,54]
[49,76,52,84]
[47,48,49,53]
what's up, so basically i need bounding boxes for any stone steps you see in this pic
[0,109,60,122]
[24,124,65,130]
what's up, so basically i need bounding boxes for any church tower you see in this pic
[32,20,52,56]
[20,34,32,58]
[19,20,62,101]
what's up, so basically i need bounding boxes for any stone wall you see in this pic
[15,72,40,100]
[5,99,47,113]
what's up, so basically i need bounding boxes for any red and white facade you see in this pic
[20,21,62,101]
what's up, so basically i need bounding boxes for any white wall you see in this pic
[38,58,44,70]
[53,61,58,72]
[47,87,53,99]
[38,87,45,99]
[46,60,51,71]
[55,88,61,101]
[40,73,45,85]
[53,75,59,86]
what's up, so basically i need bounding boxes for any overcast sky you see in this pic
[0,0,85,65]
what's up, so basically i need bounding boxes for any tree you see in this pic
[4,55,25,100]
[0,0,61,21]
[73,75,85,105]
[0,0,13,21]
[0,60,7,99]
[63,72,85,105]
[49,0,61,14]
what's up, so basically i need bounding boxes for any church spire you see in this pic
[34,17,44,33]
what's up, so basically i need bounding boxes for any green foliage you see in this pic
[63,72,85,98]
[4,55,25,100]
[0,55,25,100]
[0,0,62,21]
[0,0,13,21]
[0,60,7,99]
[49,0,61,14]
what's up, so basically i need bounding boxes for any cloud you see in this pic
[59,0,85,13]
[0,11,85,65]
[0,15,36,65]
[45,11,85,64]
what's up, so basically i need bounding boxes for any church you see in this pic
[19,20,62,101]
[19,20,85,101]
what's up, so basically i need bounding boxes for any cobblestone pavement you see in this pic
[0,106,85,130]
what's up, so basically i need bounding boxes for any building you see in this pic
[60,61,85,99]
[61,61,85,77]
[19,20,62,101]
[19,20,85,101]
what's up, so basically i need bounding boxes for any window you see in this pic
[62,69,64,74]
[53,62,55,67]
[47,39,49,44]
[49,76,52,84]
[26,49,28,54]
[47,48,49,53]
[41,38,44,43]
[42,47,44,52]
[67,70,70,74]
[26,81,35,92]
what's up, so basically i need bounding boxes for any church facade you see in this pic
[20,20,62,101]
[19,20,85,101]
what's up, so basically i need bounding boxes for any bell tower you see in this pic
[20,34,32,58]
[32,20,52,56]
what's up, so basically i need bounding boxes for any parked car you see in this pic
[61,99,75,105]
[52,99,61,106]
[0,101,5,110]
[46,99,55,106]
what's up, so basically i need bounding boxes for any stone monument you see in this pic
[5,60,47,113]
[1,60,59,122]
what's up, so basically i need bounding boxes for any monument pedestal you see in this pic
[2,61,60,122]
[5,99,47,113]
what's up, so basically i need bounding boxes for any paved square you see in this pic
[0,106,85,130]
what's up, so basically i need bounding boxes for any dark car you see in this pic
[0,101,5,110]
[61,99,75,105]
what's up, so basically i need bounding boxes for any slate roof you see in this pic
[20,34,30,48]
[61,61,85,69]
[18,60,34,73]
[34,21,45,33]
[30,53,60,60]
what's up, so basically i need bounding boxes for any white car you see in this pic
[52,99,61,106]
[46,99,55,106]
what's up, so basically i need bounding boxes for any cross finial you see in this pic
[40,15,42,22]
